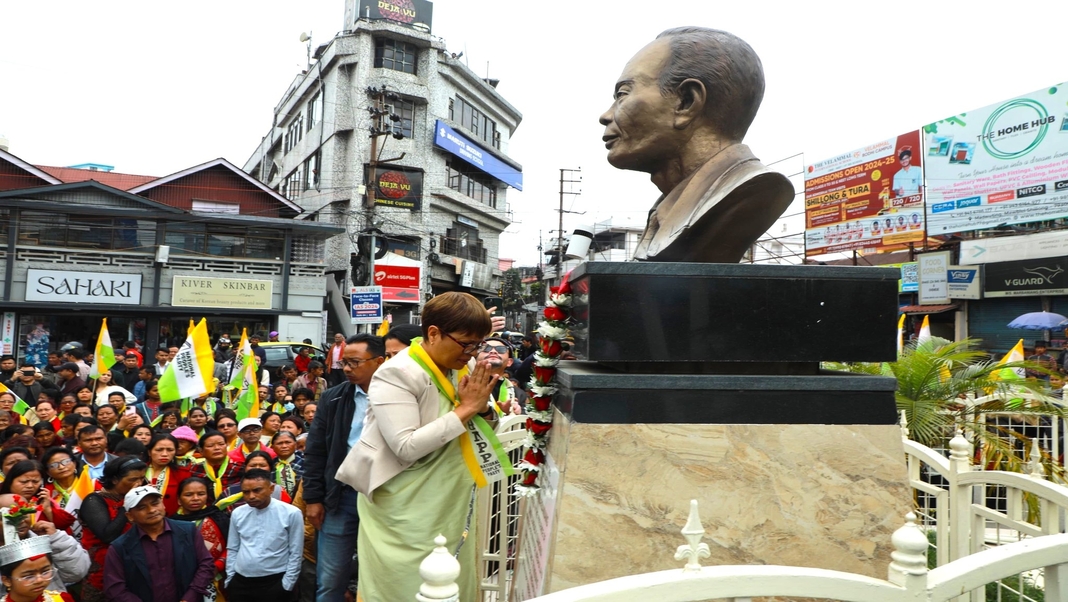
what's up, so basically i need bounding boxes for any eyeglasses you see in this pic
[443,332,481,355]
[479,343,510,355]
[341,357,380,369]
[13,567,53,584]
[47,458,73,470]
[217,422,237,429]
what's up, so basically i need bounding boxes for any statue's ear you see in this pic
[674,78,707,129]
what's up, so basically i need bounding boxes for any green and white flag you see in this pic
[0,383,29,415]
[89,318,116,379]
[159,318,215,402]
[228,329,251,390]
[234,353,259,421]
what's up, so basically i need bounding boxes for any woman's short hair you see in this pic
[280,415,305,434]
[198,429,225,449]
[32,422,55,434]
[420,292,491,340]
[41,447,77,476]
[100,456,147,490]
[0,447,31,470]
[271,430,297,445]
[242,450,275,473]
[114,439,147,460]
[0,460,44,494]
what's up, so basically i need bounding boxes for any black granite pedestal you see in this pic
[513,263,910,599]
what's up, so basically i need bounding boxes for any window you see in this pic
[163,223,285,259]
[284,115,304,153]
[283,166,303,198]
[383,98,415,138]
[442,222,485,262]
[307,90,323,131]
[191,200,240,214]
[452,96,499,149]
[374,38,417,74]
[17,212,156,251]
[446,158,498,208]
[303,151,321,191]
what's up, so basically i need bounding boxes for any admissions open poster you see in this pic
[924,82,1068,235]
[804,131,926,257]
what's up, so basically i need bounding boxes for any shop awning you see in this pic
[899,303,959,315]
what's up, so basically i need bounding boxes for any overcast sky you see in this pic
[2,1,1064,266]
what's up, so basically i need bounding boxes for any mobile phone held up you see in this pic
[483,296,503,314]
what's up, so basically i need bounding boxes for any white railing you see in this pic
[422,501,1068,602]
[13,245,326,277]
[478,414,528,601]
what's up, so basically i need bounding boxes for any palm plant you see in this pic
[828,337,1067,481]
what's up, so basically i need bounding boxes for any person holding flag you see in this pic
[158,319,215,407]
[88,319,116,385]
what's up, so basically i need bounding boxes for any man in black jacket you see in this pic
[3,362,58,406]
[302,333,384,602]
[102,485,215,602]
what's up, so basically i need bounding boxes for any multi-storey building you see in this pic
[242,0,523,328]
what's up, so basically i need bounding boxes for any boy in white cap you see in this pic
[227,418,277,466]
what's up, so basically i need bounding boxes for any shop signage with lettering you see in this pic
[983,256,1068,297]
[171,276,273,309]
[25,269,142,305]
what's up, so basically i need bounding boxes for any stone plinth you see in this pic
[511,263,910,599]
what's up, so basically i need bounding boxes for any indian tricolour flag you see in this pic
[88,318,116,379]
[228,329,251,390]
[158,318,215,403]
[234,353,259,421]
[0,383,29,415]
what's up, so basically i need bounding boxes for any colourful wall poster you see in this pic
[924,83,1068,235]
[804,131,925,257]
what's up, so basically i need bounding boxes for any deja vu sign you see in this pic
[365,165,423,210]
[804,130,926,257]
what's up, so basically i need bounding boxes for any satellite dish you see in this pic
[299,32,311,42]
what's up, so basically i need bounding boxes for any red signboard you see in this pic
[374,264,421,303]
[804,130,925,256]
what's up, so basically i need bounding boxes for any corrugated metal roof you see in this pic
[36,165,157,190]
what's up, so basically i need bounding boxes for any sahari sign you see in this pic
[25,269,142,305]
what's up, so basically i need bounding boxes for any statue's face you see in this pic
[599,39,680,173]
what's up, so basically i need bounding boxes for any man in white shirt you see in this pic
[226,469,304,602]
[891,148,922,198]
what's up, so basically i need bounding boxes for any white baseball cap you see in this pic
[238,418,262,432]
[124,485,163,510]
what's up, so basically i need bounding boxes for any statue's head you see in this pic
[599,27,765,174]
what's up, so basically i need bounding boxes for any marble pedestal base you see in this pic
[519,415,911,595]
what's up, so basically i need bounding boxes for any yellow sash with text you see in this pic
[408,343,514,488]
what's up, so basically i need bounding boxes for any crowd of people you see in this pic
[0,292,532,602]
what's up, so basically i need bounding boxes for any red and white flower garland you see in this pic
[515,277,572,497]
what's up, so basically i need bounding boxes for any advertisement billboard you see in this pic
[373,264,421,303]
[804,131,925,256]
[364,164,423,210]
[350,286,384,324]
[356,0,433,30]
[983,256,1068,298]
[924,82,1068,235]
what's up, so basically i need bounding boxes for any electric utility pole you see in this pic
[557,168,582,278]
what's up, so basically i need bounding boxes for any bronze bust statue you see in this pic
[600,27,794,263]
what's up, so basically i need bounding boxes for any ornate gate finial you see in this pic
[674,499,711,572]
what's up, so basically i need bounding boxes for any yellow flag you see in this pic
[918,315,931,342]
[897,314,906,356]
[377,321,391,337]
